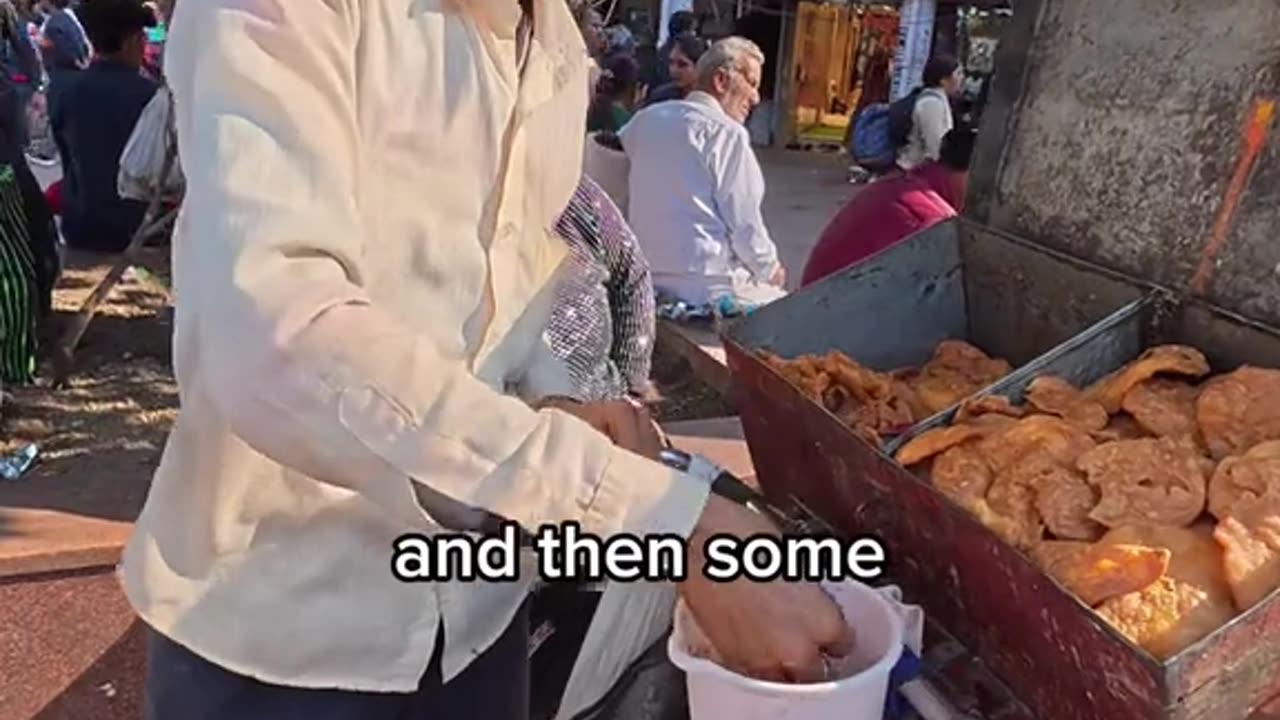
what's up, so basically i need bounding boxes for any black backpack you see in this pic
[886,87,924,149]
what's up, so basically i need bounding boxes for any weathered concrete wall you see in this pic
[971,0,1280,327]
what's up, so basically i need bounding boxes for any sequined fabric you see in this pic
[547,175,655,402]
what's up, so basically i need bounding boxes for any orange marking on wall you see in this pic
[1189,98,1276,296]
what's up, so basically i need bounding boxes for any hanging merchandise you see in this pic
[889,0,936,101]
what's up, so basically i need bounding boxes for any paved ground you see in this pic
[756,148,855,288]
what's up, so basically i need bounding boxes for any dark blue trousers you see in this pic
[143,601,529,720]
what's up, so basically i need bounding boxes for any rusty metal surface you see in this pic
[969,0,1280,327]
[725,231,1280,717]
[730,220,1141,455]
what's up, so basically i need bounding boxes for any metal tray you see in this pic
[726,218,1147,454]
[724,221,1280,719]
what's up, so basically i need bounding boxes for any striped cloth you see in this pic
[546,175,655,402]
[0,162,36,384]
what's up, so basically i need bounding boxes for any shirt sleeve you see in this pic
[915,94,953,162]
[710,126,780,281]
[169,0,708,541]
[589,177,655,396]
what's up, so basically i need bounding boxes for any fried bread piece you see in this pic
[894,414,1017,467]
[1208,441,1280,520]
[931,443,994,503]
[986,460,1047,551]
[1026,376,1109,432]
[1214,498,1280,611]
[1095,523,1236,659]
[1079,438,1208,528]
[1038,542,1170,606]
[977,415,1097,476]
[1122,379,1202,445]
[1091,414,1150,443]
[1196,367,1280,460]
[907,341,1012,416]
[1086,345,1210,415]
[955,394,1024,423]
[1020,455,1105,541]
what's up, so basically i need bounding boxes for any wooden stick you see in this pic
[50,143,180,388]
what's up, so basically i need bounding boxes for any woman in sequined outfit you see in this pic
[545,174,655,403]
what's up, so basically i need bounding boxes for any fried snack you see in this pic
[1032,540,1091,570]
[1196,367,1280,460]
[931,443,994,503]
[1096,577,1222,660]
[1122,379,1201,444]
[895,415,1016,467]
[955,394,1024,423]
[1079,438,1208,528]
[1208,441,1280,520]
[1214,498,1280,611]
[763,350,918,445]
[1091,414,1150,443]
[907,341,1012,416]
[1026,376,1109,432]
[1095,523,1236,659]
[1019,455,1105,541]
[1086,345,1211,415]
[977,415,1097,476]
[1038,542,1170,606]
[986,461,1047,551]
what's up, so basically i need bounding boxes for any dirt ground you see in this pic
[0,247,727,494]
[1,247,175,497]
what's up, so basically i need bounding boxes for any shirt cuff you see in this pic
[579,445,711,541]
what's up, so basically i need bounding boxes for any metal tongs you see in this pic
[658,447,836,536]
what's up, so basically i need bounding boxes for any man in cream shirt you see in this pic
[126,1,851,717]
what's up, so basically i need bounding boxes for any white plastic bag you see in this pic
[118,86,183,201]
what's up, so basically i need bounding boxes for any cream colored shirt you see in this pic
[120,0,709,693]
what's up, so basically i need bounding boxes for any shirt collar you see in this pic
[685,91,724,113]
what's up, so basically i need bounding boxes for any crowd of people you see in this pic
[0,0,168,385]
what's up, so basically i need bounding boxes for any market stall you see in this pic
[720,0,1280,716]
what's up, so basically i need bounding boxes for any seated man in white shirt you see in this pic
[620,36,787,310]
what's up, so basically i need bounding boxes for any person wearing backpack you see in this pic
[897,55,963,170]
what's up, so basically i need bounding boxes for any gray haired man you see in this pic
[621,37,787,309]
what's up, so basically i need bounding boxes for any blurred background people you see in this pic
[642,34,707,107]
[587,53,642,133]
[650,9,696,88]
[50,0,157,252]
[803,128,975,287]
[898,55,963,171]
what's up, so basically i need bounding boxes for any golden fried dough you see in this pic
[1208,441,1280,520]
[955,394,1024,423]
[1095,577,1225,660]
[931,443,993,503]
[1091,414,1150,443]
[1026,376,1109,432]
[1032,540,1091,570]
[1094,523,1236,659]
[1039,542,1170,606]
[907,341,1012,416]
[1214,499,1280,612]
[1196,367,1280,460]
[895,416,1015,467]
[977,415,1097,476]
[1086,345,1210,415]
[986,462,1047,551]
[1122,379,1202,444]
[1079,438,1208,528]
[1019,456,1105,541]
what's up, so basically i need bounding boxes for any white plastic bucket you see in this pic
[668,581,905,720]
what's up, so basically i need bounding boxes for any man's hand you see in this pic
[538,397,664,460]
[768,263,787,288]
[679,495,854,683]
